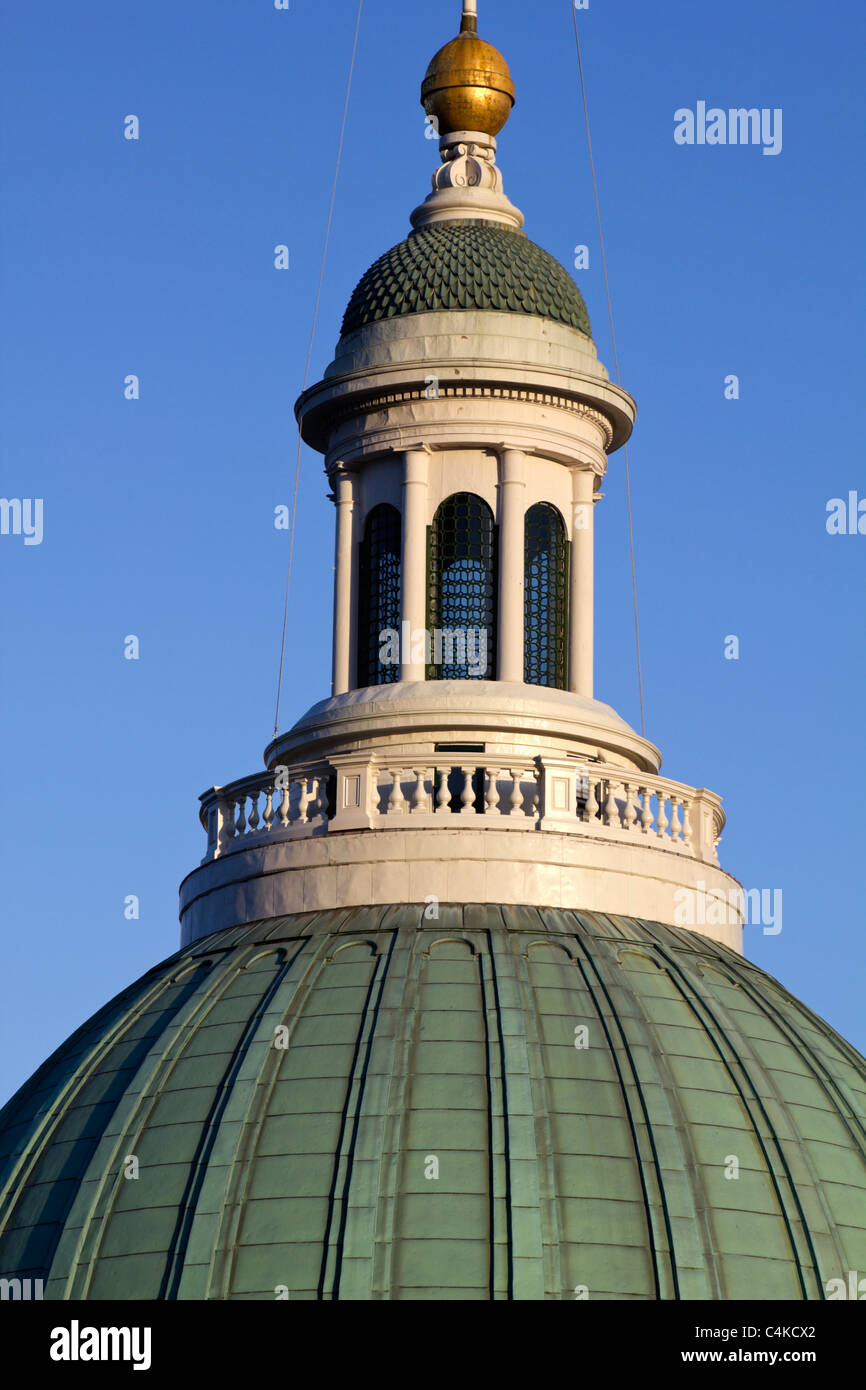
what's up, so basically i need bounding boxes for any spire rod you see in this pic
[461,1,477,34]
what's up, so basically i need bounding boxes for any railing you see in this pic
[199,769,331,861]
[199,757,724,867]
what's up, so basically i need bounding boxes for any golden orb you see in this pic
[421,24,515,138]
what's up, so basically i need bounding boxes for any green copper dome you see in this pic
[1,905,864,1301]
[340,221,593,339]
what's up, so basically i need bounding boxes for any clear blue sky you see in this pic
[1,0,864,1104]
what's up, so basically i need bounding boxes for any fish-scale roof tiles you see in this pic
[341,220,593,338]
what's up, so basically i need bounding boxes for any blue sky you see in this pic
[1,0,864,1104]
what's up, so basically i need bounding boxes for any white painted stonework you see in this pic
[179,825,743,952]
[270,683,660,775]
[301,309,634,464]
[298,308,633,704]
[181,157,745,953]
[182,683,742,951]
[410,130,525,230]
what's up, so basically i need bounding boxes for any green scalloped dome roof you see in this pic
[341,221,593,338]
[2,905,865,1301]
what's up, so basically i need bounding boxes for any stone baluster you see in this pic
[410,768,428,814]
[484,769,501,816]
[585,778,600,823]
[459,766,476,815]
[315,775,330,822]
[204,805,219,859]
[681,796,693,852]
[508,769,524,816]
[670,794,682,843]
[235,796,247,839]
[603,779,620,827]
[388,769,406,815]
[435,768,451,815]
[218,798,236,853]
[278,783,292,829]
[529,769,540,821]
[262,787,275,833]
[656,793,669,839]
[296,778,310,825]
[639,786,654,834]
[623,783,637,830]
[247,790,260,834]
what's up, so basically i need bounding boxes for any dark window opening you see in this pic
[524,502,568,690]
[427,492,497,680]
[356,503,401,687]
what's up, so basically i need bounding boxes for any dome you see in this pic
[421,30,515,137]
[1,905,864,1301]
[340,221,592,339]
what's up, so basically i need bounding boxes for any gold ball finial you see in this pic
[421,4,515,138]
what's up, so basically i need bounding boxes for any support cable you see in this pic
[273,0,364,739]
[569,4,647,737]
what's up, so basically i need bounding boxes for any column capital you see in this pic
[574,450,609,478]
[498,447,527,484]
[572,468,595,500]
[328,457,358,489]
[334,469,356,504]
[402,450,431,486]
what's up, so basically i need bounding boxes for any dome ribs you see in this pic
[3,909,864,1301]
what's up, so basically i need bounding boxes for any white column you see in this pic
[570,468,594,697]
[400,449,429,682]
[332,466,355,696]
[497,448,526,683]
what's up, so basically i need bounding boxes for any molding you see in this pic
[321,381,615,449]
[179,827,745,954]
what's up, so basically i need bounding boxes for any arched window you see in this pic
[427,492,497,680]
[356,503,401,687]
[524,502,568,689]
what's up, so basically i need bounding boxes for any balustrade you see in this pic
[198,756,723,867]
[379,765,537,821]
[580,774,692,845]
